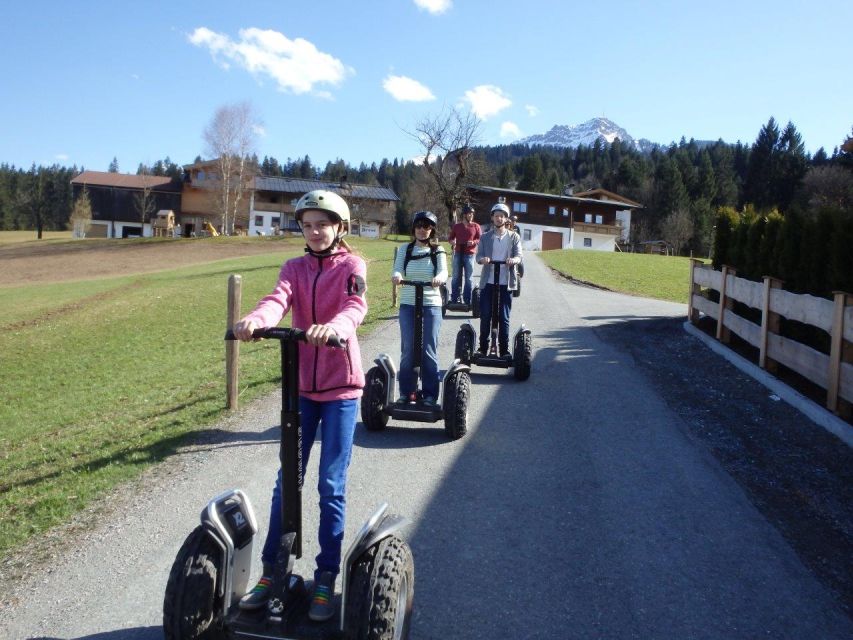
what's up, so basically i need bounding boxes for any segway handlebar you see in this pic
[224,327,346,349]
[399,279,439,288]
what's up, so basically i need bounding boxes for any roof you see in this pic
[253,176,399,202]
[467,184,642,210]
[71,170,181,191]
[571,188,643,208]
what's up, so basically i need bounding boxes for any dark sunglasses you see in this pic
[414,221,434,229]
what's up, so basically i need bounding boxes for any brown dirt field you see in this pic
[0,237,301,287]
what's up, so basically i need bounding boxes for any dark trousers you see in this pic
[479,283,512,350]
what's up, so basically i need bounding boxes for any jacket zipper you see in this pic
[311,255,323,392]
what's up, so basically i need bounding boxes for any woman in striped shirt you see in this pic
[391,210,448,405]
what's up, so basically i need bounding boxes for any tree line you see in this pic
[2,117,851,254]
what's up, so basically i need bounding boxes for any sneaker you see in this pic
[239,575,272,610]
[422,396,438,407]
[309,572,336,622]
[476,345,488,357]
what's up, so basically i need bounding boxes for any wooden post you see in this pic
[688,259,702,324]
[226,274,242,410]
[759,276,783,372]
[827,291,850,414]
[392,245,399,307]
[716,265,735,343]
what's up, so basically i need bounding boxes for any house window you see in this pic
[548,206,556,216]
[584,237,592,247]
[513,201,527,214]
[523,229,531,241]
[270,196,279,204]
[584,214,592,223]
[254,215,263,226]
[562,208,569,217]
[270,216,280,227]
[595,214,603,224]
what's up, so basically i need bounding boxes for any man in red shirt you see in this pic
[448,204,482,305]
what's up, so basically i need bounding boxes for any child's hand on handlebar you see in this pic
[506,257,520,266]
[233,318,258,341]
[480,257,491,264]
[305,323,338,346]
[392,274,402,285]
[431,276,444,288]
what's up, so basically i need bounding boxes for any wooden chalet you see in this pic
[70,171,182,238]
[465,184,643,252]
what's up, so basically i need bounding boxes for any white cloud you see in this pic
[188,27,351,95]
[414,0,452,14]
[252,124,267,137]
[525,104,539,117]
[500,122,522,139]
[383,75,435,102]
[131,73,140,81]
[55,153,69,161]
[463,85,512,120]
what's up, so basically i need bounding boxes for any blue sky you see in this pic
[2,0,851,173]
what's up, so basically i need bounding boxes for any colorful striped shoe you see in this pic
[308,571,336,622]
[239,575,272,610]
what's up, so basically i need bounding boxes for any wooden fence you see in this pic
[688,260,853,416]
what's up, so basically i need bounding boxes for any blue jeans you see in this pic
[261,397,357,581]
[479,284,513,350]
[398,304,442,399]
[451,252,475,304]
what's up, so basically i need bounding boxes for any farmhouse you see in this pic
[465,184,643,252]
[249,176,399,238]
[70,171,183,238]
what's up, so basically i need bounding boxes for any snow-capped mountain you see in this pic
[518,117,656,152]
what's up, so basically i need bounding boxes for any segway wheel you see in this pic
[443,371,470,440]
[362,367,389,431]
[163,526,226,640]
[345,535,415,640]
[454,330,474,365]
[513,332,533,381]
[471,287,480,318]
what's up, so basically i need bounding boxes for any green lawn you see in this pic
[538,249,697,303]
[0,236,402,558]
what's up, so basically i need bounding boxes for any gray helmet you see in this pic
[295,189,350,224]
[490,202,510,216]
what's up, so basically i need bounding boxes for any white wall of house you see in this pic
[569,232,616,251]
[249,210,296,236]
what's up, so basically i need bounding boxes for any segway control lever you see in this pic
[225,328,346,349]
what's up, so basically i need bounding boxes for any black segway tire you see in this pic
[454,330,474,365]
[513,332,532,381]
[471,287,480,318]
[345,535,415,640]
[163,526,226,640]
[443,371,470,440]
[362,367,389,431]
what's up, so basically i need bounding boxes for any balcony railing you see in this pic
[573,222,621,236]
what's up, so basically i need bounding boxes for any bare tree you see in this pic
[203,102,261,234]
[660,207,694,255]
[70,187,93,238]
[134,169,157,226]
[409,106,481,224]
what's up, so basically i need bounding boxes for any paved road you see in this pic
[1,253,851,639]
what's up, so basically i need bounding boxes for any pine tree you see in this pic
[108,156,120,173]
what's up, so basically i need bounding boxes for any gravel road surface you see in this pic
[1,252,850,639]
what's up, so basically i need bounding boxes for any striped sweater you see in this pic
[391,242,448,306]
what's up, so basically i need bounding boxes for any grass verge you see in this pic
[0,236,402,559]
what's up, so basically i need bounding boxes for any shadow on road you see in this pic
[31,625,161,640]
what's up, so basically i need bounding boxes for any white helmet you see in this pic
[295,189,351,224]
[490,202,510,216]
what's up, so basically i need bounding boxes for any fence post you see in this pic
[716,265,735,343]
[688,259,702,324]
[392,245,399,307]
[759,276,783,372]
[827,291,851,415]
[226,274,242,410]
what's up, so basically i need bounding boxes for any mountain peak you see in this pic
[518,117,654,151]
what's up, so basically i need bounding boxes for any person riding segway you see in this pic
[361,211,471,440]
[454,201,532,381]
[446,204,482,317]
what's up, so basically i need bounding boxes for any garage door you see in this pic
[541,231,563,251]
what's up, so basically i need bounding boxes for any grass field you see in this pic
[0,238,691,559]
[0,230,71,244]
[0,236,401,558]
[539,249,696,303]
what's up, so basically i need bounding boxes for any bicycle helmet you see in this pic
[295,189,350,224]
[490,202,510,216]
[411,210,438,231]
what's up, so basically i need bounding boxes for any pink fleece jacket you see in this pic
[242,249,367,401]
